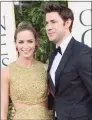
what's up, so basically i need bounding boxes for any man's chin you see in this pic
[49,38,55,42]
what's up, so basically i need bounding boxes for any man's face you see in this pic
[46,12,67,45]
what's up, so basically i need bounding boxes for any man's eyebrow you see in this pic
[45,19,56,23]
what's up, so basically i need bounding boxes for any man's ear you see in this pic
[65,19,72,29]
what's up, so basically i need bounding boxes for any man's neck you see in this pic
[56,33,71,47]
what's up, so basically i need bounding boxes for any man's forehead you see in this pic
[46,12,59,16]
[45,12,61,21]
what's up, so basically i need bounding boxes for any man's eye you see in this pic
[19,41,23,43]
[52,21,56,23]
[45,22,48,25]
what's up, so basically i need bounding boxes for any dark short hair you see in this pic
[43,2,74,32]
[14,21,38,42]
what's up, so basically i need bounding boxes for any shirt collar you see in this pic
[56,34,72,55]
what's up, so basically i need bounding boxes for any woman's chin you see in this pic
[23,55,32,59]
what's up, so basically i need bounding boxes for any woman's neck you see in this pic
[17,57,34,67]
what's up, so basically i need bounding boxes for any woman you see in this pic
[1,21,52,119]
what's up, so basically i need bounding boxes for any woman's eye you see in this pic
[28,40,33,43]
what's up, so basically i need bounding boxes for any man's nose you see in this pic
[46,23,53,30]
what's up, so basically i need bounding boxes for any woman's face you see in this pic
[15,30,36,59]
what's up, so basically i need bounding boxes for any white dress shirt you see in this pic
[49,34,72,117]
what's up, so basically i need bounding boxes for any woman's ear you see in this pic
[35,39,39,51]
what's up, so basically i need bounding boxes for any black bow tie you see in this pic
[54,46,62,55]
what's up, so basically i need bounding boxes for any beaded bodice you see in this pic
[9,60,48,105]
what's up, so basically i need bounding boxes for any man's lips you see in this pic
[48,32,55,37]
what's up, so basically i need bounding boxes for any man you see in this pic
[44,2,92,120]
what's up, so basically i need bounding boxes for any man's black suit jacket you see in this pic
[47,37,92,120]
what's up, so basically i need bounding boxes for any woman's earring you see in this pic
[16,47,18,51]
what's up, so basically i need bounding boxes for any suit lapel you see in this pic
[55,38,74,93]
[47,51,56,94]
[47,73,55,94]
[48,51,56,72]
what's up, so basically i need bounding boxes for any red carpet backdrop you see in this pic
[68,1,91,47]
[1,2,17,68]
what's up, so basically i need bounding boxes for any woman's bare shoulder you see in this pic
[1,66,10,82]
[1,66,9,73]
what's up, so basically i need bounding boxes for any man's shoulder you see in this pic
[72,37,91,51]
[71,37,91,59]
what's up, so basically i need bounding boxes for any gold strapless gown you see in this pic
[9,60,52,120]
